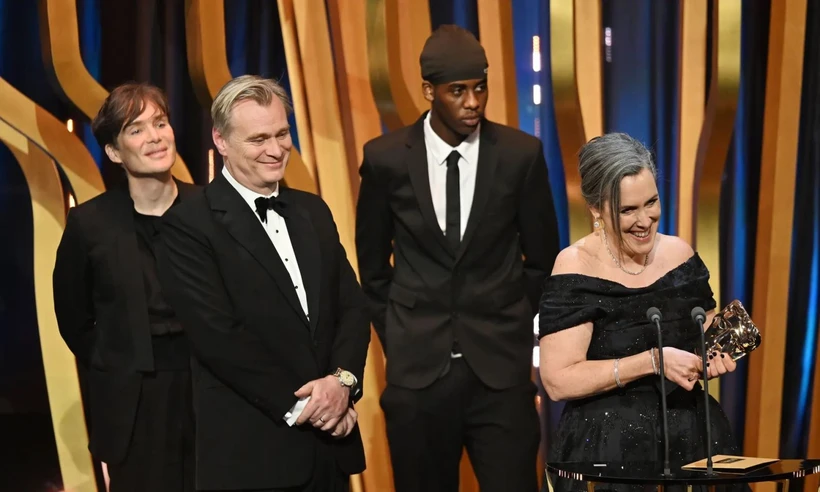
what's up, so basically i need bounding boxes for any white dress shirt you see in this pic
[422,111,481,240]
[221,166,310,425]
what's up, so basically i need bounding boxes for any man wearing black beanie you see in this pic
[356,24,559,492]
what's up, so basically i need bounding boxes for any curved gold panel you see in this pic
[550,0,594,244]
[477,0,518,127]
[366,0,429,130]
[745,0,806,475]
[183,0,317,194]
[40,0,193,183]
[276,0,317,180]
[0,77,104,202]
[676,0,707,245]
[0,121,98,491]
[279,4,370,488]
[691,0,741,401]
[573,0,603,140]
[327,0,383,196]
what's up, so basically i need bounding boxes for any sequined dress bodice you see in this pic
[538,254,740,492]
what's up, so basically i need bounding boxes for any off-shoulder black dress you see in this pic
[539,254,741,491]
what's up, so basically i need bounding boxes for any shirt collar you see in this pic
[423,111,481,167]
[221,165,279,213]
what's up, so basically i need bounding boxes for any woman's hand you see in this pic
[706,351,737,380]
[661,347,704,391]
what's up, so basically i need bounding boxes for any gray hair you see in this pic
[211,75,292,136]
[578,133,657,252]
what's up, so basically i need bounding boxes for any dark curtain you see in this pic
[718,0,770,448]
[601,0,680,236]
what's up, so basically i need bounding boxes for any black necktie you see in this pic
[254,196,288,223]
[445,150,461,252]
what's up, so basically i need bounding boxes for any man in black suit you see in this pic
[157,75,370,492]
[356,25,560,492]
[53,83,196,492]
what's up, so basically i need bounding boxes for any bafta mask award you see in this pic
[698,300,761,362]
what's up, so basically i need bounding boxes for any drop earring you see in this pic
[594,218,601,229]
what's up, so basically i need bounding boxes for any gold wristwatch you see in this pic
[333,367,362,403]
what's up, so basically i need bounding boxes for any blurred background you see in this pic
[0,0,818,491]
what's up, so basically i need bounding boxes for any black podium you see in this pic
[546,459,820,491]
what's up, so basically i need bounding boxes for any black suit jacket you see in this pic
[52,180,198,464]
[356,115,560,390]
[156,174,370,490]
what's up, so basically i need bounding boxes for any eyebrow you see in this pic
[620,194,659,209]
[126,112,168,129]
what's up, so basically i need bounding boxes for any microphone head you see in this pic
[691,306,707,324]
[646,307,662,323]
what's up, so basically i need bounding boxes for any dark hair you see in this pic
[578,132,657,254]
[91,83,170,149]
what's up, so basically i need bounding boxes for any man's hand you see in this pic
[330,407,358,439]
[294,375,350,431]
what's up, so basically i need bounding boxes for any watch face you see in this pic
[339,371,356,387]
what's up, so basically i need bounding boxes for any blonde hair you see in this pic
[211,75,292,135]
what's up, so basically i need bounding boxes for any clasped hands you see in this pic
[660,347,737,391]
[293,375,357,438]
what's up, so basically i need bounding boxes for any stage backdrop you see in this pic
[0,1,818,492]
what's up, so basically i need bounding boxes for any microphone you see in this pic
[646,307,672,477]
[691,306,715,476]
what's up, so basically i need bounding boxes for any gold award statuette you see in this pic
[697,300,762,362]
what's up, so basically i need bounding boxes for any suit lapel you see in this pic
[281,189,321,336]
[456,121,498,263]
[206,175,309,328]
[106,186,154,370]
[406,117,454,258]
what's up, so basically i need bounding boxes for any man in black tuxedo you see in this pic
[157,75,370,492]
[53,83,196,492]
[356,25,560,492]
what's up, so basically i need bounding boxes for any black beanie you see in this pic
[420,25,488,85]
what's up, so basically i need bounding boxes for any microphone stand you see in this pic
[692,307,715,476]
[647,308,672,477]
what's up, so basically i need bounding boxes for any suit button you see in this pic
[451,311,458,319]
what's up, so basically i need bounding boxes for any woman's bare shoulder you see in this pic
[552,234,599,276]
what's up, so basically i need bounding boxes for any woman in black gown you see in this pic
[538,133,741,491]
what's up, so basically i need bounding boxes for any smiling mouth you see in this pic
[145,148,167,157]
[629,230,650,239]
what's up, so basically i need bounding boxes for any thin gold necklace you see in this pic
[602,228,650,276]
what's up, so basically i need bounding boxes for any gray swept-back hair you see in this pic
[211,75,292,136]
[578,133,657,253]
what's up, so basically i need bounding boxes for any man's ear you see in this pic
[422,81,434,103]
[104,143,123,164]
[212,127,228,156]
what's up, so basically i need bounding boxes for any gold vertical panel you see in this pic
[327,0,391,195]
[184,0,233,107]
[573,0,603,140]
[676,0,707,246]
[183,0,317,194]
[691,0,740,402]
[40,0,193,183]
[477,0,519,127]
[275,0,318,181]
[326,4,393,490]
[280,1,367,490]
[744,0,807,477]
[366,0,429,129]
[0,121,97,492]
[550,0,591,244]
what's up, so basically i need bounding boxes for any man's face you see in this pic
[213,98,292,195]
[105,101,176,177]
[425,78,488,137]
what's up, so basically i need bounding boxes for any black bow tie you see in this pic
[254,195,288,222]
